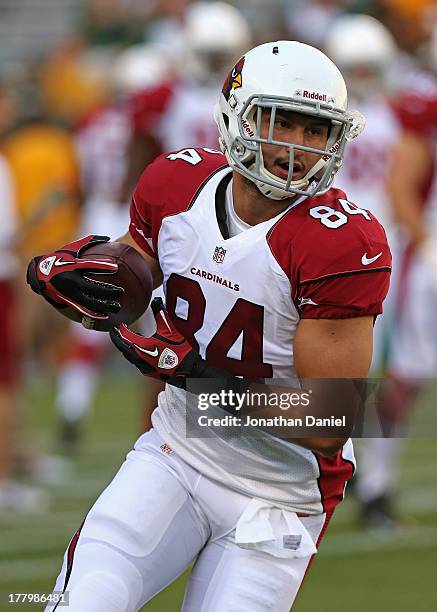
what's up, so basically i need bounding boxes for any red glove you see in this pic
[110,298,198,381]
[27,235,123,320]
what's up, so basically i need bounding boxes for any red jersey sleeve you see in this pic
[130,82,174,138]
[129,149,228,259]
[268,189,392,319]
[391,73,437,136]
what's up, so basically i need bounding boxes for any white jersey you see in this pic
[75,103,132,238]
[75,103,132,205]
[0,154,18,280]
[336,96,400,237]
[129,149,392,515]
[132,79,220,152]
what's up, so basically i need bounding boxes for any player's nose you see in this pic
[289,126,305,146]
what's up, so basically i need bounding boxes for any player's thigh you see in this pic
[182,514,327,612]
[47,440,209,611]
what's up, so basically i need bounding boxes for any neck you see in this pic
[232,172,298,225]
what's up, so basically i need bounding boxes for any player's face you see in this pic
[259,109,330,182]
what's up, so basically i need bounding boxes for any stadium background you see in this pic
[0,1,436,611]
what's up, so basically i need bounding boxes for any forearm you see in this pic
[387,132,431,248]
[389,184,426,247]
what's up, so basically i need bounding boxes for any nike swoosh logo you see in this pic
[298,298,318,308]
[134,345,159,358]
[361,252,382,266]
[54,257,73,267]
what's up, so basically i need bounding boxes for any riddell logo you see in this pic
[303,90,327,101]
[241,118,254,137]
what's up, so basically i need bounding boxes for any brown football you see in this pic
[61,242,153,331]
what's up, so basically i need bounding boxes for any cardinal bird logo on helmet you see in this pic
[222,56,245,101]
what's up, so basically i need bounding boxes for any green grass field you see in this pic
[1,371,436,611]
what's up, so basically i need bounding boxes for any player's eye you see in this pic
[306,126,322,136]
[307,124,329,138]
[274,117,290,129]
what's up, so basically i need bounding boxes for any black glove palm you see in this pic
[27,235,123,320]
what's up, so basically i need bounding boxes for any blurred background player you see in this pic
[0,84,22,509]
[2,71,82,373]
[376,22,437,521]
[0,82,47,510]
[324,14,406,529]
[123,1,252,198]
[0,66,83,489]
[55,43,174,452]
[39,35,110,127]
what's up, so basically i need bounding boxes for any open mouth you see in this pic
[275,159,305,180]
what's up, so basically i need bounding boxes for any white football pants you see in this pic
[46,430,328,612]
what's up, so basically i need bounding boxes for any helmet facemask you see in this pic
[223,94,363,200]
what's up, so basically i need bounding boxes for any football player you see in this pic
[387,30,437,368]
[28,41,391,611]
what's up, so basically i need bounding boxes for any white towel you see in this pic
[235,499,318,559]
